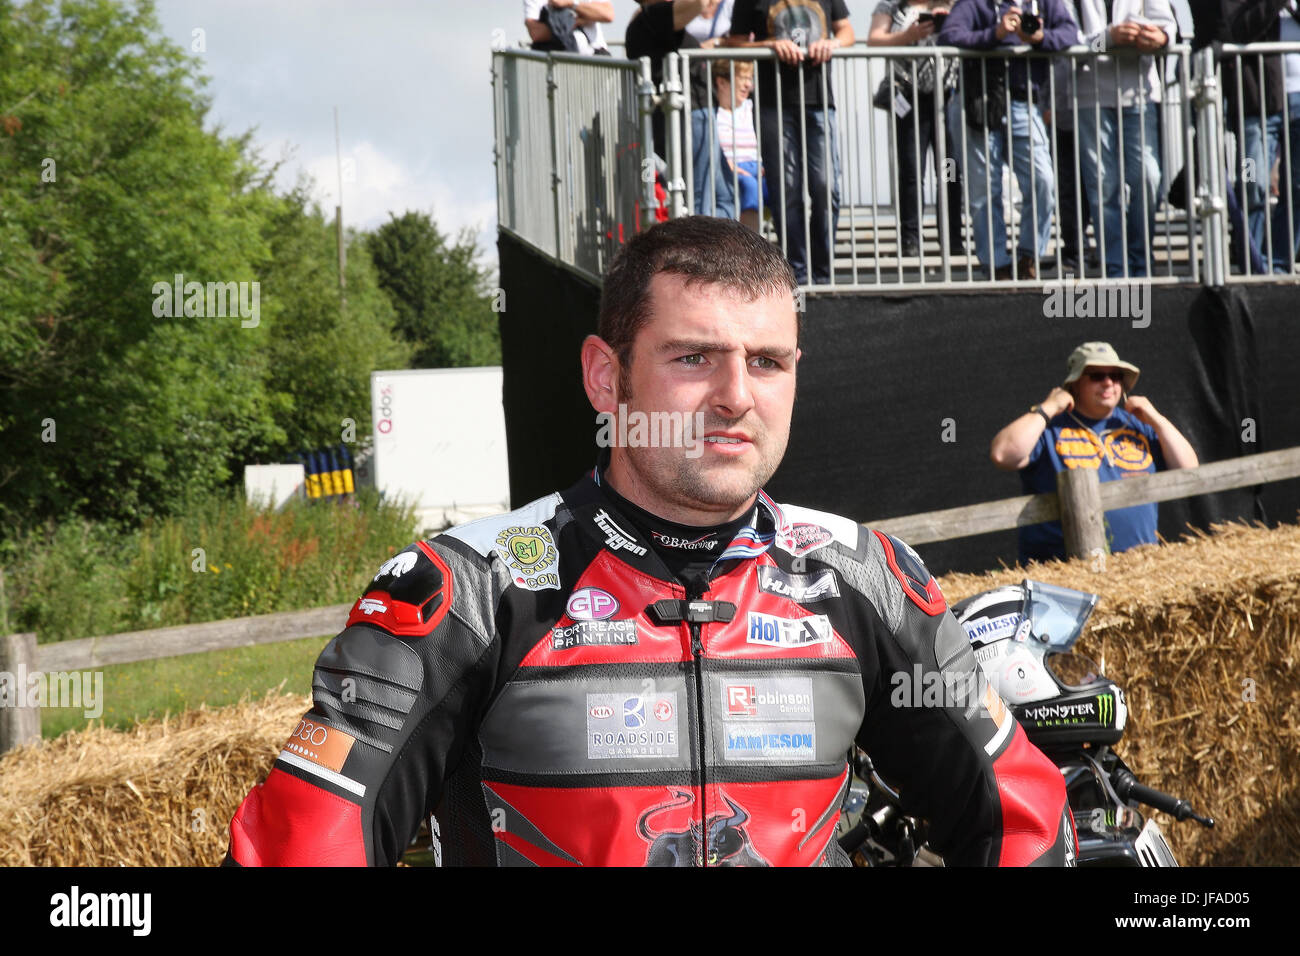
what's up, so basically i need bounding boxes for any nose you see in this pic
[710,354,755,420]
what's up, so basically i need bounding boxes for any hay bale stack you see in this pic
[0,693,307,867]
[0,520,1295,867]
[938,521,1300,866]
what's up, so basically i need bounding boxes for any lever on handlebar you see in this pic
[1112,769,1215,828]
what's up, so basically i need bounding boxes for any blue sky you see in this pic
[153,2,641,271]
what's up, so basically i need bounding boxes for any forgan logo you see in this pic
[151,273,260,328]
[358,598,388,615]
[50,886,151,936]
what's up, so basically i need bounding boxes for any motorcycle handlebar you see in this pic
[1112,769,1215,828]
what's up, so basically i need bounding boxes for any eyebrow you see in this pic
[657,340,797,361]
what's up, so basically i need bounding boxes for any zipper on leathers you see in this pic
[685,580,709,867]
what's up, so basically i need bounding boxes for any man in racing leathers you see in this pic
[225,217,1075,867]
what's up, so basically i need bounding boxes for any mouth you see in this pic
[700,433,753,455]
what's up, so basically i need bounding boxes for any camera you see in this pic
[1019,1,1041,34]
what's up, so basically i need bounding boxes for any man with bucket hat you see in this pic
[990,341,1199,563]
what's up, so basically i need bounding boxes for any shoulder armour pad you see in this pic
[873,530,947,616]
[348,541,452,637]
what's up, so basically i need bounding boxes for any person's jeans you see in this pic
[894,93,965,248]
[949,97,1055,271]
[1076,103,1162,277]
[692,107,735,218]
[758,105,841,284]
[1270,92,1300,273]
[1054,124,1093,264]
[734,159,769,211]
[1238,110,1282,254]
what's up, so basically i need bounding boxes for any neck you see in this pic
[603,454,757,527]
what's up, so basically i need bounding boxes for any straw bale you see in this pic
[0,692,308,867]
[0,519,1296,866]
[937,520,1300,866]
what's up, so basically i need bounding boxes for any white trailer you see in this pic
[370,367,510,533]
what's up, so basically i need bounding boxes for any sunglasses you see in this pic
[1086,370,1125,383]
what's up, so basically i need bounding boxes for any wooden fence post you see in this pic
[0,632,41,755]
[1057,468,1106,562]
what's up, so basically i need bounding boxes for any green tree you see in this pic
[260,185,409,457]
[0,0,283,532]
[366,210,501,369]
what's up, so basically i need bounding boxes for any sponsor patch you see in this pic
[785,523,833,556]
[723,722,816,762]
[357,597,388,616]
[757,565,840,603]
[566,587,619,621]
[281,718,356,773]
[961,611,1021,644]
[373,550,417,581]
[650,530,719,552]
[587,692,680,759]
[593,509,648,557]
[551,619,640,650]
[746,611,833,649]
[723,678,814,719]
[493,524,560,591]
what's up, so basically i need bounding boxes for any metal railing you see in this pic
[493,42,1300,291]
[492,49,650,282]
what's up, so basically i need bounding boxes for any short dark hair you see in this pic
[598,217,798,392]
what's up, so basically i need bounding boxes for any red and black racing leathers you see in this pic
[225,470,1075,866]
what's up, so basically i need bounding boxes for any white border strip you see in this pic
[278,749,367,797]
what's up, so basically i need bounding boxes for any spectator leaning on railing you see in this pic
[1218,0,1290,258]
[713,59,770,231]
[940,0,1080,280]
[524,0,615,54]
[1270,0,1300,272]
[868,0,967,259]
[1070,0,1177,278]
[724,0,855,285]
[627,0,737,218]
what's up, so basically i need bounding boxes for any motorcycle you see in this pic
[837,579,1213,866]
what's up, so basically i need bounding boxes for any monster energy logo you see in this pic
[1097,693,1114,725]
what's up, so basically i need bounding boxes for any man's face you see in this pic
[1073,366,1125,418]
[606,273,799,524]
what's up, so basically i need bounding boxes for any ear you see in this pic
[581,334,621,415]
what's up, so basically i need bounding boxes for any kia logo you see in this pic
[589,705,614,719]
[567,587,619,621]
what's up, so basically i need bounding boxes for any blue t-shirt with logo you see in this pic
[1018,407,1165,563]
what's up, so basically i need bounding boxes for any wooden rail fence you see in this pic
[4,446,1300,754]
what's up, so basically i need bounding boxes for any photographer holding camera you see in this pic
[869,1,966,259]
[940,0,1080,279]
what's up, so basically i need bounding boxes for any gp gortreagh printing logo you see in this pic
[566,587,619,620]
[745,611,833,648]
[551,619,639,650]
[50,886,151,936]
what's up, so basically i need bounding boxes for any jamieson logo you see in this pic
[1097,693,1114,725]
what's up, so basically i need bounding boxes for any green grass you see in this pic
[39,633,332,739]
[3,487,418,645]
